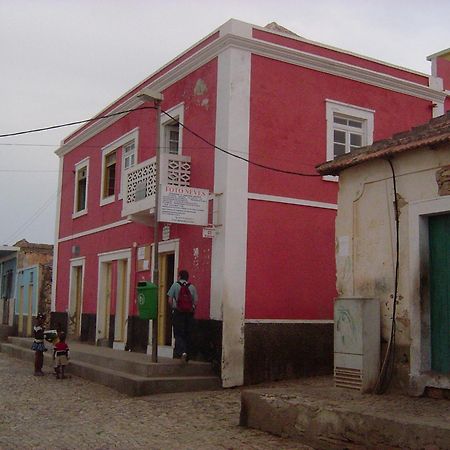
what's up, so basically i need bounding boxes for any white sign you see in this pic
[162,225,170,241]
[159,185,209,226]
[202,227,217,239]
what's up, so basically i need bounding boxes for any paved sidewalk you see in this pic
[240,377,450,450]
[0,352,311,450]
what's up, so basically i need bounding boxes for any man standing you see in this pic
[167,270,198,362]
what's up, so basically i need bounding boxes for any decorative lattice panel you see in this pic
[126,161,156,204]
[167,159,191,186]
[125,156,191,205]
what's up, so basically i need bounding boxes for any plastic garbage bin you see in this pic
[136,281,157,320]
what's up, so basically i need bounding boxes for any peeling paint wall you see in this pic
[335,143,450,389]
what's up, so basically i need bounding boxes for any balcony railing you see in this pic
[122,153,191,224]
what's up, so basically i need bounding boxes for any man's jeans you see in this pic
[172,310,194,358]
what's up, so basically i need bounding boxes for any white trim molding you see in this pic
[55,30,446,159]
[409,196,450,394]
[58,219,131,243]
[68,257,85,338]
[212,44,251,388]
[248,192,337,210]
[96,248,132,347]
[51,155,64,312]
[160,103,184,156]
[72,156,90,218]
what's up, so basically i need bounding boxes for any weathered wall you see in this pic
[335,143,450,388]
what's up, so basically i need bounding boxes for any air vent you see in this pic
[335,366,362,390]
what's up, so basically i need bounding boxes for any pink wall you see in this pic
[253,29,428,86]
[245,54,434,320]
[249,56,432,201]
[245,201,336,319]
[56,60,218,321]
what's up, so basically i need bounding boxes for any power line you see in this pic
[161,109,321,177]
[0,106,156,138]
[1,105,321,177]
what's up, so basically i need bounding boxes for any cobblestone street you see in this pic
[0,353,311,450]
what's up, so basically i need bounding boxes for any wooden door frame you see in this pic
[96,249,131,348]
[409,196,450,392]
[68,257,85,338]
[148,239,179,357]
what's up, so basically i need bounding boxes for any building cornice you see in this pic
[56,33,447,157]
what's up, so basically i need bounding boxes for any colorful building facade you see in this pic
[52,20,448,386]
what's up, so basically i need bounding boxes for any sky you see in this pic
[0,0,449,246]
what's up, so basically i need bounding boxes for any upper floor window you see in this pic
[103,150,117,199]
[73,157,89,217]
[326,100,374,162]
[165,123,180,155]
[100,128,139,206]
[161,103,184,156]
[333,115,364,157]
[123,141,136,170]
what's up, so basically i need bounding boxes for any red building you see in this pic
[52,20,449,387]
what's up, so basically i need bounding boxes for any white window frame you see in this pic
[72,157,89,218]
[325,99,375,181]
[100,128,139,206]
[160,103,184,155]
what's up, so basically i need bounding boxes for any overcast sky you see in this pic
[0,0,449,246]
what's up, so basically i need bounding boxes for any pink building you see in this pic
[52,20,449,387]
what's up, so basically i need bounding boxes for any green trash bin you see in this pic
[137,281,157,320]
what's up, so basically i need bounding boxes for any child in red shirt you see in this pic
[53,332,69,379]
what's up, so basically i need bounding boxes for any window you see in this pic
[103,150,117,199]
[333,115,364,157]
[76,166,87,211]
[160,103,184,155]
[165,123,180,155]
[101,128,139,205]
[326,100,374,163]
[73,158,89,217]
[123,141,136,170]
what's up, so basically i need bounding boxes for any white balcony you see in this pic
[121,153,191,225]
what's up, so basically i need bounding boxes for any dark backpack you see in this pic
[177,282,193,312]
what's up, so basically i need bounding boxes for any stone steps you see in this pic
[1,337,221,397]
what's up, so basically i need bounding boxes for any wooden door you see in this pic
[429,213,450,374]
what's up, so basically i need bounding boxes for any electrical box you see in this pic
[334,297,380,392]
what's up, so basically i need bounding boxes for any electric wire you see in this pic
[161,109,321,177]
[0,106,322,177]
[1,103,322,242]
[374,158,399,394]
[0,106,156,138]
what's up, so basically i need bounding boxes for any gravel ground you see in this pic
[0,352,312,450]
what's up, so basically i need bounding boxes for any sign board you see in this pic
[162,225,170,241]
[202,227,217,238]
[159,185,209,226]
[137,245,150,272]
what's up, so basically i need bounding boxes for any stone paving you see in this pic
[0,353,312,450]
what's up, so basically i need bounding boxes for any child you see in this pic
[31,313,47,376]
[53,331,69,379]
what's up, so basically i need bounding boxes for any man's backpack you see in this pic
[177,282,193,312]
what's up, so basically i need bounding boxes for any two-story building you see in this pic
[52,19,448,387]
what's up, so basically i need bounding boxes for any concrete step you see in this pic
[240,386,450,450]
[7,336,214,377]
[1,341,221,397]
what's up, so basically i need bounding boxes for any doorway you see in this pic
[68,260,84,339]
[429,213,450,374]
[96,250,131,349]
[158,252,175,346]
